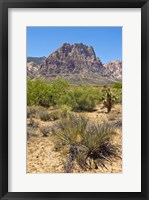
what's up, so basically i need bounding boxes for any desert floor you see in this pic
[27,104,122,173]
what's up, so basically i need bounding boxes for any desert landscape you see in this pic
[27,42,122,173]
[27,103,122,173]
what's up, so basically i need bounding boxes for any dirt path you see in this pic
[27,137,65,173]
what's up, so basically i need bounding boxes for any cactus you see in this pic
[102,87,116,113]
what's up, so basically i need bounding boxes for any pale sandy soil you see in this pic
[27,104,122,173]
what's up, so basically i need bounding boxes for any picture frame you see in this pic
[0,0,148,199]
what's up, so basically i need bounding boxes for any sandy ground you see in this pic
[27,104,122,173]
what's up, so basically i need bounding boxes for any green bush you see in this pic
[49,77,69,105]
[112,88,122,103]
[61,87,97,112]
[113,82,122,89]
[60,105,72,118]
[27,77,103,111]
[27,78,52,107]
[27,77,69,107]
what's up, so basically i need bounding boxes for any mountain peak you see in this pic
[49,42,97,61]
[27,43,122,85]
[46,43,102,75]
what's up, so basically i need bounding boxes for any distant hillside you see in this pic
[103,60,122,82]
[27,57,46,65]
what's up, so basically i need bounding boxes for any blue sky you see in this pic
[27,27,122,64]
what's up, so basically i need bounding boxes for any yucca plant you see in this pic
[54,114,88,145]
[53,114,119,172]
[80,122,117,169]
[52,114,88,172]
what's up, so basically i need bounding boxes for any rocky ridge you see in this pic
[27,43,122,85]
[103,60,122,82]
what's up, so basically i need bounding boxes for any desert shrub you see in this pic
[27,118,39,140]
[61,87,97,112]
[40,126,51,137]
[27,78,52,107]
[75,94,95,111]
[27,106,38,118]
[50,110,61,121]
[28,118,39,129]
[53,115,118,172]
[27,126,38,139]
[112,88,122,103]
[27,76,102,111]
[60,105,72,118]
[27,77,69,107]
[49,77,69,105]
[113,82,122,89]
[59,91,76,108]
[38,110,51,121]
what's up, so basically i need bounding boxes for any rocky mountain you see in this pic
[102,60,122,82]
[27,56,46,78]
[27,56,46,65]
[27,43,122,85]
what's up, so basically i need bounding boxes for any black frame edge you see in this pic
[0,1,8,200]
[0,0,147,8]
[0,0,3,197]
[0,0,149,200]
[141,1,148,199]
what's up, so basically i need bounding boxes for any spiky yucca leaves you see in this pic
[53,114,119,172]
[54,114,88,145]
[83,122,114,152]
[52,114,88,172]
[81,122,118,169]
[101,87,117,113]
